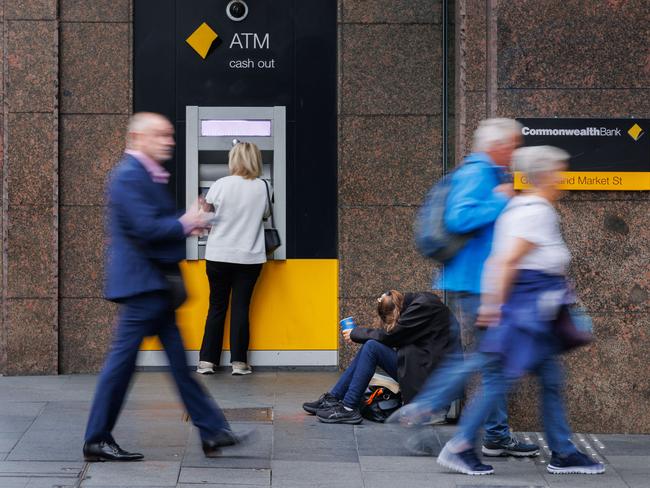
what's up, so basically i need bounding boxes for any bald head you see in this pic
[127,112,175,162]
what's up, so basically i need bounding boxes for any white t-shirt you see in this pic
[204,175,270,264]
[490,195,571,276]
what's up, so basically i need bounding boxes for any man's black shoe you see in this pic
[316,403,363,424]
[202,428,259,458]
[302,392,340,415]
[83,441,144,462]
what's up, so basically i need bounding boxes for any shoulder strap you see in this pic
[263,179,275,227]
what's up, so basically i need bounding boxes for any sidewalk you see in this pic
[0,370,647,488]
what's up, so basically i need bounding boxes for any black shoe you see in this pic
[83,441,144,462]
[547,450,605,474]
[302,392,340,415]
[316,403,363,424]
[202,428,259,458]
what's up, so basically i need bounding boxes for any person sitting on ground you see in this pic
[303,290,456,424]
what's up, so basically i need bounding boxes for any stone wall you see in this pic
[0,0,130,374]
[456,0,649,433]
[337,1,447,365]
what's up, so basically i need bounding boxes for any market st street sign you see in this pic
[515,118,650,190]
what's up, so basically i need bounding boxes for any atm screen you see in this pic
[201,119,272,137]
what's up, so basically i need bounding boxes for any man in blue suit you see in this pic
[83,112,251,462]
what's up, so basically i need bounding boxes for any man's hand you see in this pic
[180,198,213,235]
[494,183,515,198]
[342,329,353,344]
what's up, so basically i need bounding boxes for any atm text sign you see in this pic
[515,118,650,190]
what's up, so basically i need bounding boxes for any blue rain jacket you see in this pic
[435,152,510,293]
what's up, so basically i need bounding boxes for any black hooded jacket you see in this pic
[349,292,454,403]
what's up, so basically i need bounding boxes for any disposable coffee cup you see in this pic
[340,316,357,331]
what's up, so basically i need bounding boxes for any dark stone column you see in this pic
[1,1,60,375]
[337,1,446,366]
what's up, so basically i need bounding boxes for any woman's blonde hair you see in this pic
[374,290,405,332]
[228,142,263,179]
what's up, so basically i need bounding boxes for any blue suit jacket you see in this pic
[105,154,185,301]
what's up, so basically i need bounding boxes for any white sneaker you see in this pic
[196,361,215,374]
[231,361,252,375]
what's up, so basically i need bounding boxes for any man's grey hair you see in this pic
[512,145,570,185]
[472,118,523,152]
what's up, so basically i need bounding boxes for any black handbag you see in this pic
[263,180,281,254]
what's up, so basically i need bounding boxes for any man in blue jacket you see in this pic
[390,119,539,474]
[437,118,539,464]
[83,113,252,461]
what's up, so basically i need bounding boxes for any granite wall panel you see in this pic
[60,0,130,22]
[5,206,57,298]
[340,24,442,115]
[339,116,442,206]
[3,299,57,375]
[559,201,650,314]
[497,0,650,89]
[339,207,438,299]
[6,113,56,206]
[464,0,487,92]
[59,298,117,373]
[342,0,441,24]
[4,0,57,20]
[59,206,105,298]
[60,22,130,114]
[5,20,57,112]
[60,114,127,206]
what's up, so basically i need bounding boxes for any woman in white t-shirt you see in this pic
[197,142,270,376]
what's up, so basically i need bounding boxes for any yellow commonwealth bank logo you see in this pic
[627,123,644,141]
[186,22,219,59]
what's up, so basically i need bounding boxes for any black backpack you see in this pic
[360,386,403,423]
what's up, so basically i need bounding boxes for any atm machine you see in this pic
[185,106,286,260]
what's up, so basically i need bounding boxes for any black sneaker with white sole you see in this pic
[316,403,363,424]
[482,435,539,457]
[547,451,605,474]
[302,393,340,415]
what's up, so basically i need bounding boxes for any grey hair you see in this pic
[513,145,570,185]
[472,118,523,152]
[126,112,169,147]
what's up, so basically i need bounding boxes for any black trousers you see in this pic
[200,261,263,364]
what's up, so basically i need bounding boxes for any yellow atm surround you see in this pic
[140,259,339,366]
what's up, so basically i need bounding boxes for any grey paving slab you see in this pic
[0,432,25,452]
[362,470,456,488]
[0,477,30,488]
[0,461,83,475]
[595,434,650,456]
[177,485,266,488]
[82,461,181,487]
[25,477,79,488]
[0,417,35,434]
[354,423,424,457]
[535,463,626,488]
[272,419,358,462]
[0,403,46,417]
[182,424,272,469]
[271,460,364,488]
[178,467,270,485]
[7,428,85,461]
[358,455,441,472]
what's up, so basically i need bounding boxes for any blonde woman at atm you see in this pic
[197,142,270,376]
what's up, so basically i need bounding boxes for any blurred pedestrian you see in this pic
[196,142,270,376]
[433,118,539,458]
[83,113,254,462]
[391,146,605,476]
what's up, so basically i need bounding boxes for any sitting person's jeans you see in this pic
[330,340,398,408]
